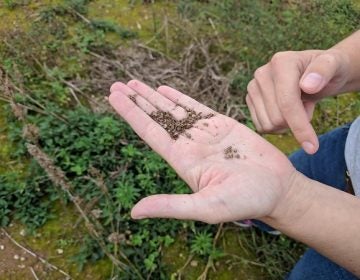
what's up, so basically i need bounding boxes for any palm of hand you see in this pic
[109,80,295,223]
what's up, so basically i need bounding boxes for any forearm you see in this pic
[263,172,360,276]
[331,30,360,92]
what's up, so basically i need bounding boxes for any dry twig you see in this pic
[30,267,40,280]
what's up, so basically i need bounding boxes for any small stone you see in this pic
[91,209,102,219]
[20,229,26,236]
[18,264,26,269]
[56,249,64,255]
[20,256,26,261]
[0,245,4,250]
[179,253,184,258]
[14,254,20,260]
[190,260,198,267]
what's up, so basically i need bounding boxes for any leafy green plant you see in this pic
[0,166,56,229]
[90,19,137,39]
[190,231,213,256]
[115,175,140,210]
[4,0,14,9]
[3,0,25,9]
[71,235,105,271]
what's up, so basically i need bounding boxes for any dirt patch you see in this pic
[150,108,214,140]
[0,229,69,280]
[0,230,31,277]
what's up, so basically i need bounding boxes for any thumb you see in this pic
[131,193,219,224]
[300,53,340,94]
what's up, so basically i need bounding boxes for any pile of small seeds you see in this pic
[224,146,241,159]
[150,108,214,140]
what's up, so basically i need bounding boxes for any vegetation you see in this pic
[0,0,359,279]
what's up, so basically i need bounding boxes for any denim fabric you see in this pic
[288,123,351,192]
[286,248,359,280]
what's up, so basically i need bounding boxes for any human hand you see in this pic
[109,80,298,224]
[246,49,351,154]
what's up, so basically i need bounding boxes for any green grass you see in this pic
[0,0,359,279]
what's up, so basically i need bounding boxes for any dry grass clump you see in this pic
[76,41,245,121]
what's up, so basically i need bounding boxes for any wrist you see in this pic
[260,171,316,229]
[329,30,360,92]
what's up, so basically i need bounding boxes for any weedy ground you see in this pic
[0,0,359,279]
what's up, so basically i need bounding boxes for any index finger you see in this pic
[109,89,173,157]
[271,56,319,154]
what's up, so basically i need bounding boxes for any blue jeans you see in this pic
[258,124,358,279]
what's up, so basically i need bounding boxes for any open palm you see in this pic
[109,80,296,224]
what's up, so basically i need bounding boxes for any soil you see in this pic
[150,108,214,140]
[0,229,65,280]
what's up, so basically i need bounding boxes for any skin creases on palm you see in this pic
[109,80,296,224]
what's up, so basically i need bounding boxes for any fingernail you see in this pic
[302,73,323,91]
[302,141,315,154]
